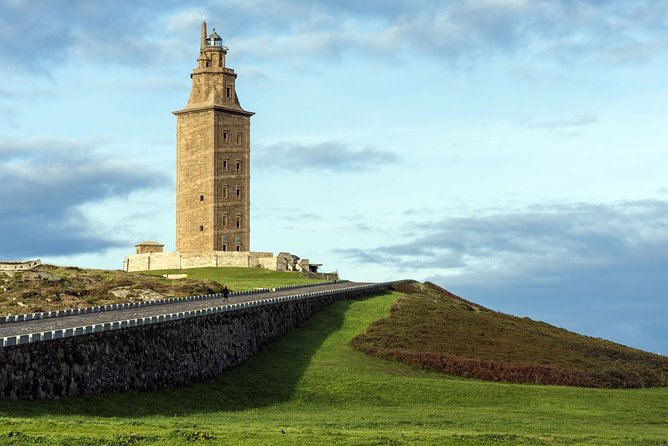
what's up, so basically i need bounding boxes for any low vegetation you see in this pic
[146,266,326,291]
[0,265,321,316]
[351,281,668,388]
[0,292,666,445]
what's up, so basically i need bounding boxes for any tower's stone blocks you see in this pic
[174,22,253,253]
[124,22,326,277]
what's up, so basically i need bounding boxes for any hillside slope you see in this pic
[352,281,668,388]
[0,265,226,315]
[0,265,321,316]
[1,292,667,445]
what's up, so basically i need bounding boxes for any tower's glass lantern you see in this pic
[206,29,223,47]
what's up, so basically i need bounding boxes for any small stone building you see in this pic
[135,242,165,255]
[0,259,41,272]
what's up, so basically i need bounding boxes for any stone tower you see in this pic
[174,21,253,253]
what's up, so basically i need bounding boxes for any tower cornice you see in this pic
[173,104,255,117]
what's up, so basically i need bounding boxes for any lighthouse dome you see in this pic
[206,29,223,47]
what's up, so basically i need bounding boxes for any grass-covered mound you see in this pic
[351,281,668,388]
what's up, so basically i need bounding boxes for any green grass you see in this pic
[145,266,326,291]
[353,281,668,388]
[1,292,666,445]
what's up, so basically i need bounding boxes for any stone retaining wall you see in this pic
[0,284,388,400]
[0,280,340,327]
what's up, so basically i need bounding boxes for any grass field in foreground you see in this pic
[0,292,666,445]
[146,266,325,291]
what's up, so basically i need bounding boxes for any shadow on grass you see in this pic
[0,297,362,418]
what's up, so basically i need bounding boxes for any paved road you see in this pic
[0,282,370,337]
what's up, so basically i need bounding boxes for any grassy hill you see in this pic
[1,269,666,443]
[0,265,322,315]
[352,281,668,388]
[0,291,666,445]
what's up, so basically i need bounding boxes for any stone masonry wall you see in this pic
[0,285,387,400]
[0,260,41,272]
[123,251,275,272]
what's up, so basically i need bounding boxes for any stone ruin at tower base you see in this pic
[123,249,336,280]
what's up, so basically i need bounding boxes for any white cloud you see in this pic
[0,137,169,257]
[255,141,399,172]
[337,199,668,353]
[339,200,668,274]
[525,112,598,130]
[4,0,666,76]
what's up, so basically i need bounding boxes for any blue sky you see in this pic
[1,0,666,355]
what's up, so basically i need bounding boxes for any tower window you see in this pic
[236,188,241,199]
[223,159,229,171]
[223,132,228,142]
[222,214,228,227]
[236,246,241,251]
[199,225,204,232]
[222,245,227,251]
[226,87,232,98]
[223,186,228,199]
[199,194,204,203]
[236,216,242,228]
[237,133,242,145]
[236,161,241,172]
